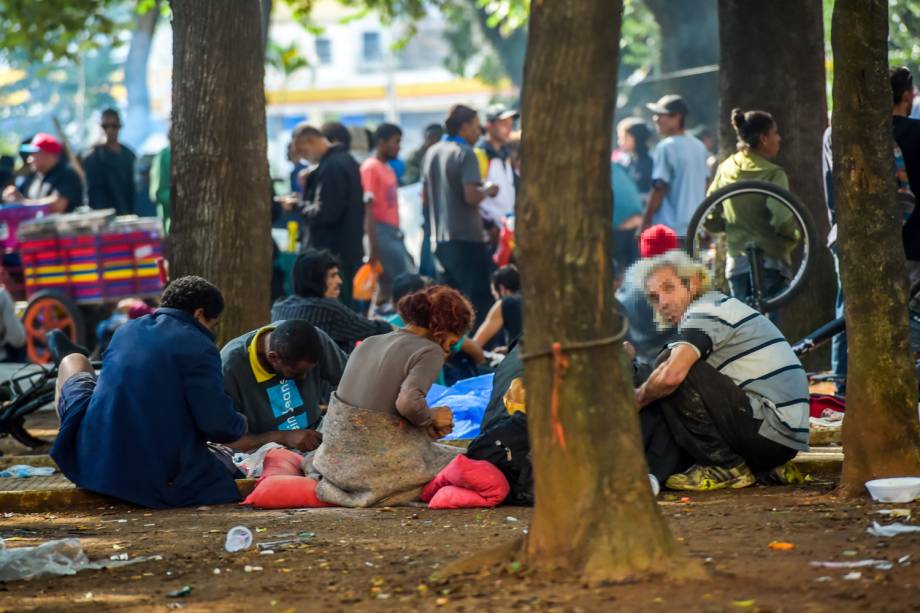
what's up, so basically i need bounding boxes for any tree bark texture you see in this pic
[518,0,678,581]
[122,2,160,150]
[170,0,272,344]
[832,0,920,495]
[644,0,719,73]
[718,0,835,369]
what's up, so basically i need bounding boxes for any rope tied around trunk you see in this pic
[519,319,630,451]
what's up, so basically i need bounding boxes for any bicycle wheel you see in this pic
[685,180,818,313]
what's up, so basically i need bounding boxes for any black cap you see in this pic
[646,94,689,117]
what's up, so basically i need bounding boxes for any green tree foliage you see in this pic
[0,46,120,143]
[888,0,920,77]
[0,0,119,63]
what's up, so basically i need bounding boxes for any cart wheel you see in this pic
[22,290,85,365]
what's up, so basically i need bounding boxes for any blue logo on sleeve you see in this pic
[266,380,307,431]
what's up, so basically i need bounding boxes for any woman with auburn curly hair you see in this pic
[307,286,476,507]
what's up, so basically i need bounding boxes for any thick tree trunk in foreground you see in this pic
[832,0,920,495]
[517,1,680,581]
[718,0,835,368]
[170,0,271,343]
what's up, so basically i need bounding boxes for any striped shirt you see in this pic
[271,295,393,354]
[671,291,810,452]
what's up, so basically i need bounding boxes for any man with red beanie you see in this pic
[2,133,83,213]
[616,224,680,363]
[639,224,679,258]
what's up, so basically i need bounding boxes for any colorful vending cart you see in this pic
[16,210,165,363]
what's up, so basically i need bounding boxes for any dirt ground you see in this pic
[1,481,919,612]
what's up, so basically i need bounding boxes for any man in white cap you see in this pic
[643,94,709,238]
[477,104,519,235]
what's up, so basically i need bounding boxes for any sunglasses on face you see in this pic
[101,123,120,129]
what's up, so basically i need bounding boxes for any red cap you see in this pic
[639,224,678,258]
[20,133,63,156]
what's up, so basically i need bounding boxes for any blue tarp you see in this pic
[425,374,494,440]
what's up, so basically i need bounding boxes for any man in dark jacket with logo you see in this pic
[49,276,248,509]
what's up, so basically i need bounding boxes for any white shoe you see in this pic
[648,473,660,497]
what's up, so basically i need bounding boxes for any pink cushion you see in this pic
[421,455,509,508]
[242,475,335,509]
[259,448,304,481]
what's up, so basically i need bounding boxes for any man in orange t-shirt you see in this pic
[360,123,414,299]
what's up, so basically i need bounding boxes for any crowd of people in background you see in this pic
[2,66,920,501]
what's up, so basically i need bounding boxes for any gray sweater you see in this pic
[335,329,445,427]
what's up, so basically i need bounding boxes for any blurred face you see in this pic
[488,117,513,144]
[28,150,58,174]
[266,353,316,381]
[324,266,343,299]
[439,333,461,356]
[617,127,636,153]
[101,114,121,140]
[460,116,482,146]
[757,124,781,158]
[295,135,326,164]
[644,266,701,327]
[653,113,682,136]
[379,134,402,161]
[193,308,219,331]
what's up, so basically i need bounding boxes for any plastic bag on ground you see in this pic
[0,538,161,582]
[234,443,284,478]
[425,374,494,440]
[0,465,55,479]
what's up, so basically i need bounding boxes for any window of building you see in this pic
[316,37,332,65]
[362,31,382,62]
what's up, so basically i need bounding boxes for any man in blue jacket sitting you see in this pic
[48,276,249,508]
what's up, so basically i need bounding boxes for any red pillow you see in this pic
[259,448,304,481]
[421,455,509,508]
[428,485,493,509]
[242,475,335,509]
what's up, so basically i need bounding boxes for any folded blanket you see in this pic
[305,393,461,507]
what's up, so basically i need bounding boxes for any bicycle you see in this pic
[685,179,818,314]
[0,361,100,454]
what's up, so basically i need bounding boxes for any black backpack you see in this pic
[467,412,533,506]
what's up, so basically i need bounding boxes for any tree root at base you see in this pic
[431,536,524,581]
[431,534,707,584]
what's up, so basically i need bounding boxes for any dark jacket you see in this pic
[51,308,247,508]
[82,143,137,215]
[303,144,365,271]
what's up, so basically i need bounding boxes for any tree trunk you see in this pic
[169,0,272,343]
[261,0,273,56]
[517,0,681,581]
[468,0,527,89]
[644,0,718,73]
[832,0,920,495]
[122,1,160,150]
[718,0,835,368]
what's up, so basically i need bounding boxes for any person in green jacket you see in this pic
[149,146,170,234]
[706,108,800,304]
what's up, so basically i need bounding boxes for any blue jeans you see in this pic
[375,222,414,297]
[436,241,493,329]
[831,249,847,393]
